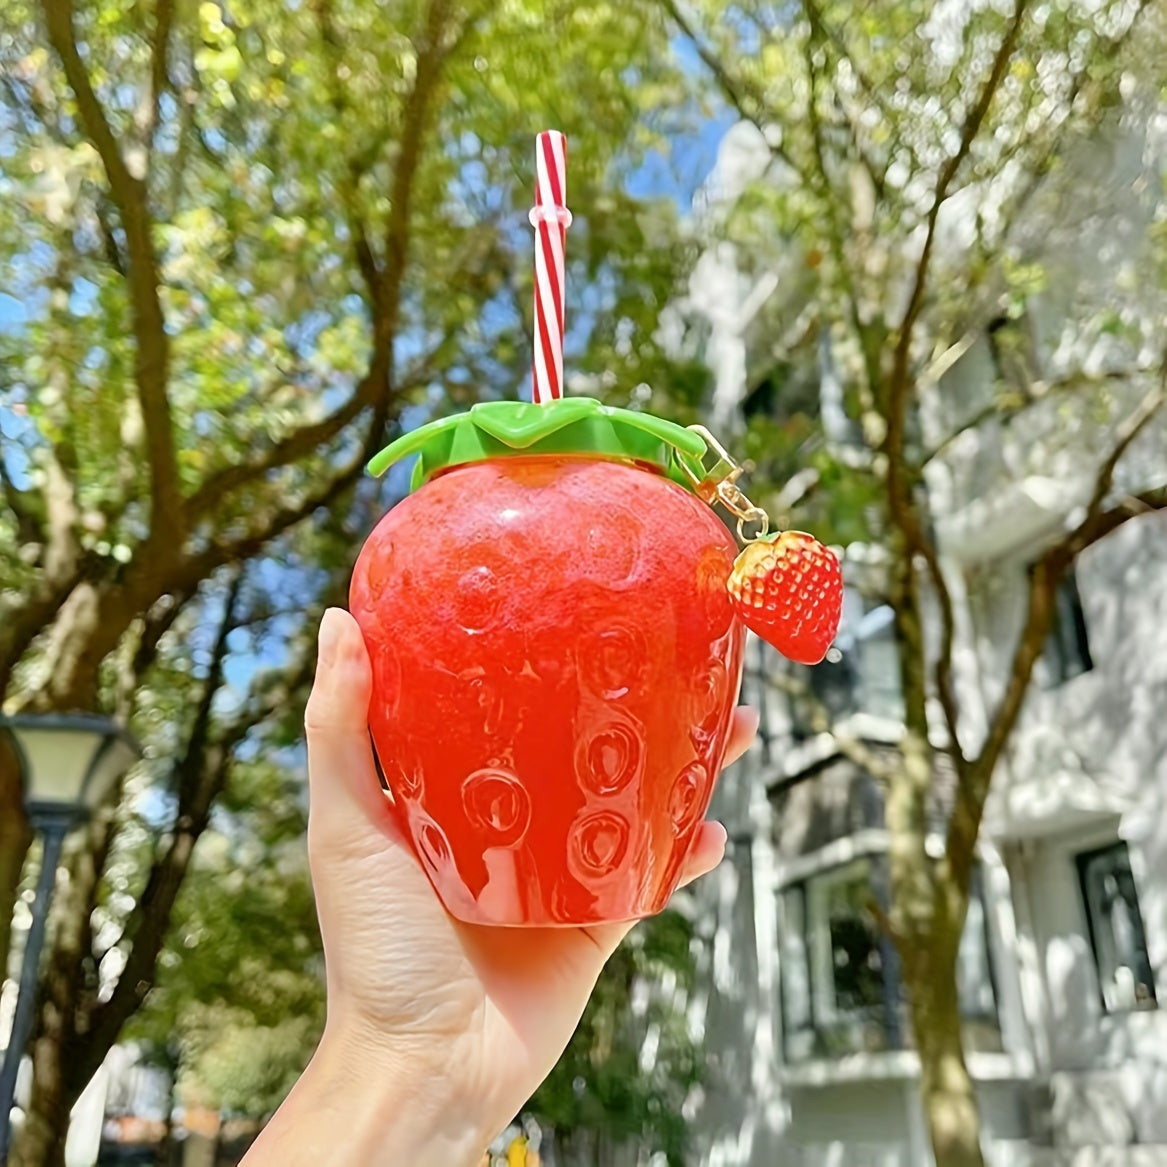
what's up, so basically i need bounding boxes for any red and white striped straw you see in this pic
[529,130,572,404]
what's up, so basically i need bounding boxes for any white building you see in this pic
[683,107,1167,1167]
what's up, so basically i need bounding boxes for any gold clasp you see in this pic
[681,425,771,543]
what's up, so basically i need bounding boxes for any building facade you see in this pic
[692,501,1167,1167]
[684,105,1167,1167]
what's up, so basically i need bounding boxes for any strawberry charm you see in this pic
[727,531,843,665]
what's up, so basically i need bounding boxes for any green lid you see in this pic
[367,397,710,494]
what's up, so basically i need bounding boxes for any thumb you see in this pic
[304,608,395,848]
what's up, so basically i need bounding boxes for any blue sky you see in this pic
[628,108,735,205]
[0,292,22,329]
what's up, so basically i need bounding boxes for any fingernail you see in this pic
[740,705,760,735]
[317,608,345,674]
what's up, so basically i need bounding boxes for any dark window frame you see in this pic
[957,865,1001,1023]
[777,854,1000,1064]
[1075,841,1158,1014]
[779,855,901,1062]
[1040,566,1094,688]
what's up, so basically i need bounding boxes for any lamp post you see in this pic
[0,714,141,1161]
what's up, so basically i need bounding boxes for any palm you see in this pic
[312,801,620,1108]
[304,609,752,1131]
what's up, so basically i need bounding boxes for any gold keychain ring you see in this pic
[681,426,772,544]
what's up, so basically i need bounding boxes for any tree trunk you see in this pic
[158,1053,179,1167]
[10,1062,70,1167]
[883,538,986,1167]
[10,826,106,1167]
[10,971,75,1167]
[0,736,31,983]
[900,928,985,1167]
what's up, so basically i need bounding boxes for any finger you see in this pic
[305,608,396,843]
[676,820,728,890]
[722,706,759,770]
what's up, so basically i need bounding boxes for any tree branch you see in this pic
[182,0,465,530]
[799,11,879,395]
[183,385,373,521]
[312,0,383,310]
[878,0,1031,783]
[924,544,965,769]
[77,574,250,1088]
[183,330,445,523]
[112,591,192,721]
[94,197,128,276]
[1076,371,1166,534]
[146,0,175,146]
[41,0,183,537]
[922,361,1162,466]
[659,0,761,122]
[1083,485,1167,544]
[133,593,188,678]
[377,0,464,350]
[658,0,803,177]
[39,443,82,580]
[887,0,1031,416]
[948,364,1167,883]
[801,0,907,193]
[880,437,965,776]
[946,554,1058,888]
[176,455,366,592]
[0,575,82,700]
[0,449,105,700]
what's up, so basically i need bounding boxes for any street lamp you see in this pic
[0,713,141,1161]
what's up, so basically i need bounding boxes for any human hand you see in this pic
[244,608,757,1166]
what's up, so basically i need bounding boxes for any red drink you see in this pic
[350,401,746,926]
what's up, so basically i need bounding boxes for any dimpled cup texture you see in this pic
[349,455,745,926]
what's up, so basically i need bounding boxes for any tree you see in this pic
[661,1,1167,1164]
[530,910,702,1167]
[0,0,704,1160]
[122,754,325,1135]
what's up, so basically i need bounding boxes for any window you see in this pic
[958,869,1004,1054]
[813,863,887,1019]
[779,857,1000,1063]
[1076,842,1157,1013]
[789,588,902,738]
[958,873,996,1018]
[1040,567,1093,687]
[779,887,814,1060]
[780,861,897,1061]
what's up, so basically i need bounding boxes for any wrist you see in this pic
[244,1015,496,1167]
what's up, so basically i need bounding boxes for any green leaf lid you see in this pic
[367,397,710,494]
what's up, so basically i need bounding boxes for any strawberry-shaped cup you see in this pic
[350,397,840,926]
